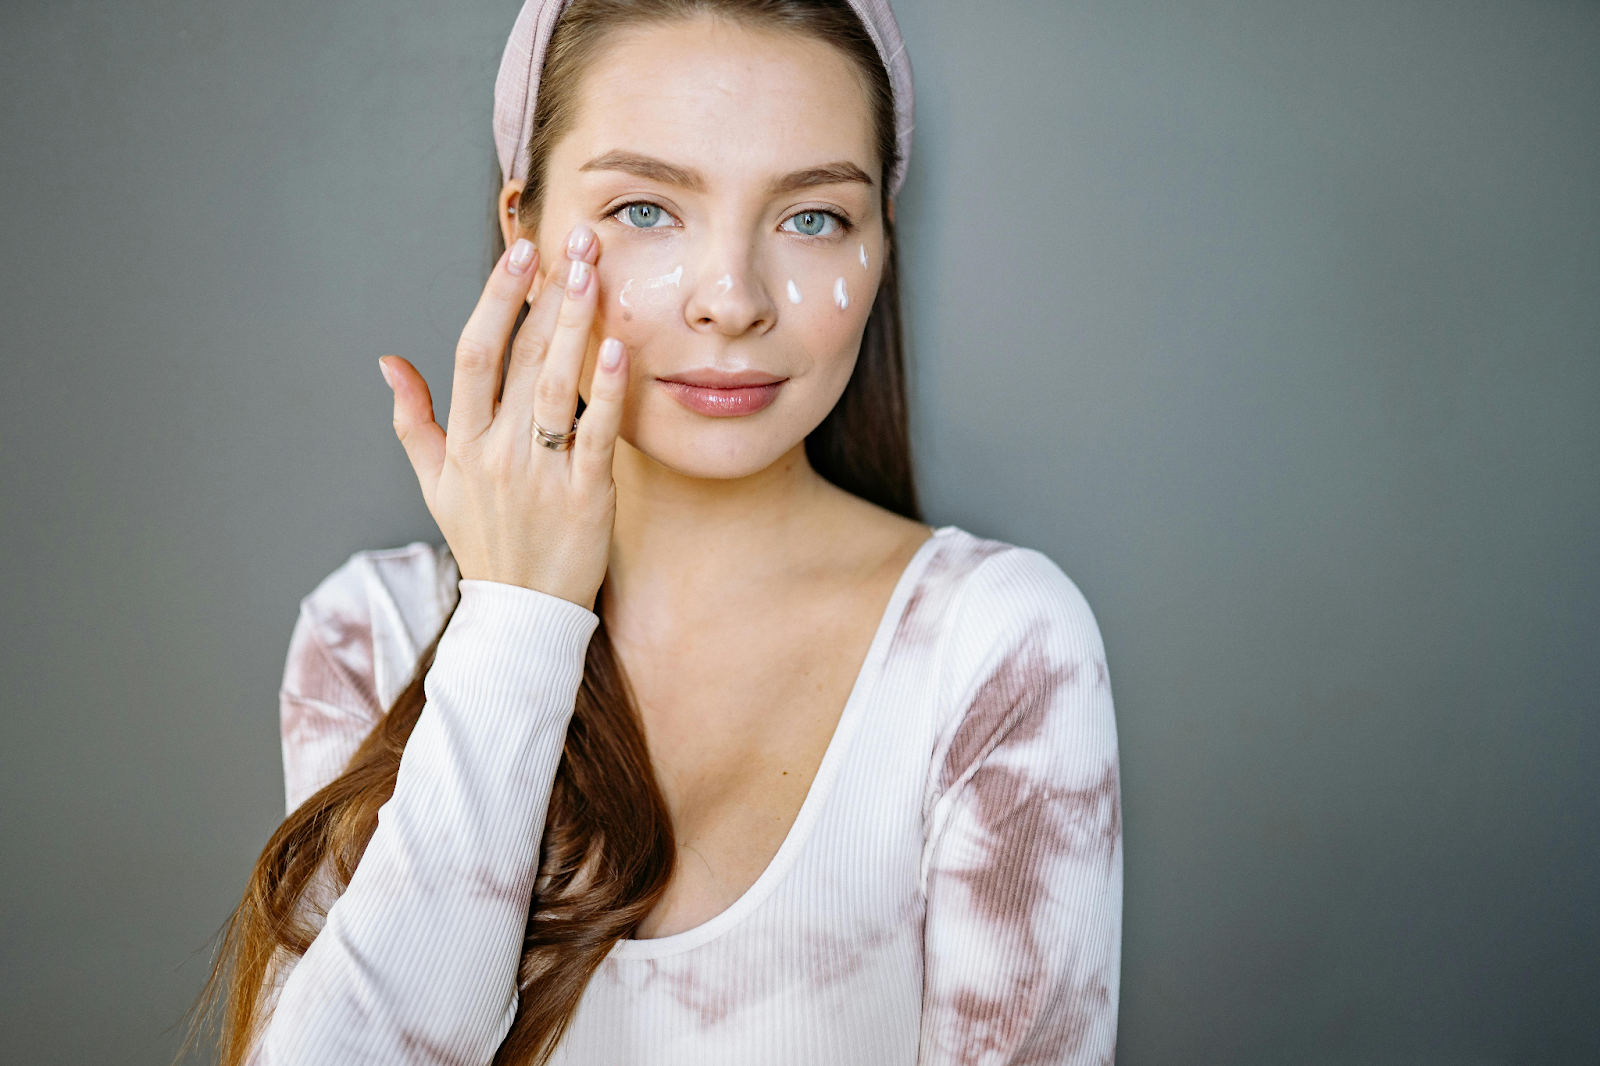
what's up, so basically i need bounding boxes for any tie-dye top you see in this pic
[255,525,1122,1065]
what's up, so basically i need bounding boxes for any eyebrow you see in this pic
[767,161,874,196]
[579,151,875,196]
[580,151,706,191]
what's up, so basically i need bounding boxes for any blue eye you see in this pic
[611,203,675,230]
[783,210,840,237]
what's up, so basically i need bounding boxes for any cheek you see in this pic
[778,233,878,316]
[595,235,686,332]
[578,237,684,410]
[778,240,880,376]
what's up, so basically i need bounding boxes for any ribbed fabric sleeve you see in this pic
[257,579,598,1066]
[917,549,1123,1065]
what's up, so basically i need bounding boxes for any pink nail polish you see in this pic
[567,224,594,257]
[567,259,591,294]
[600,338,623,370]
[508,238,535,275]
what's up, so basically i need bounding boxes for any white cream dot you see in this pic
[833,277,849,310]
[787,279,803,304]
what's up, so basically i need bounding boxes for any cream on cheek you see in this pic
[575,237,686,409]
[588,226,878,396]
[784,238,876,308]
[783,240,874,313]
[779,228,880,319]
[615,263,683,310]
[593,230,685,333]
[774,243,878,398]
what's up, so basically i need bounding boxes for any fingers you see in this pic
[530,226,601,443]
[379,356,445,505]
[503,224,597,433]
[574,339,628,483]
[445,238,538,444]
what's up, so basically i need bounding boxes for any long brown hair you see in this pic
[189,2,916,1063]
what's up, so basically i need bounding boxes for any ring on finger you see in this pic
[533,415,580,451]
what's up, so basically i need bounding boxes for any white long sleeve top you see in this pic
[257,525,1122,1065]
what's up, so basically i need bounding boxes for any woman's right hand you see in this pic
[377,224,627,609]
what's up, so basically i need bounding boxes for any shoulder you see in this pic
[903,527,1107,686]
[282,541,460,714]
[915,528,1116,794]
[278,542,455,814]
[947,536,1107,670]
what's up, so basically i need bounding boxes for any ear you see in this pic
[497,179,527,251]
[885,196,896,225]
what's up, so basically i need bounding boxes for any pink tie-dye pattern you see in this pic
[257,529,1120,1065]
[279,544,460,815]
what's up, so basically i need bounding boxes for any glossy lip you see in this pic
[656,368,787,417]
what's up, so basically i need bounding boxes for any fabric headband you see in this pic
[492,0,915,198]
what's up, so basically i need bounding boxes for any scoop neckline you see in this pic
[606,524,957,961]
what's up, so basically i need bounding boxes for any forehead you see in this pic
[554,16,877,189]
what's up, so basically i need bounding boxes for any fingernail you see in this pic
[378,358,395,389]
[567,259,591,294]
[566,224,594,257]
[508,238,535,275]
[599,338,623,371]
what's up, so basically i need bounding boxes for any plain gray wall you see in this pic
[1,0,1595,1062]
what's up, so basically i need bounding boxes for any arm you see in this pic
[247,213,624,1062]
[919,550,1123,1066]
[257,579,597,1065]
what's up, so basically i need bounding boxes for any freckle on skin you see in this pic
[787,279,802,304]
[834,277,849,310]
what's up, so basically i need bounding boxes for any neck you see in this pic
[604,438,836,607]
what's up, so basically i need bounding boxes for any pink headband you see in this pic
[492,0,915,197]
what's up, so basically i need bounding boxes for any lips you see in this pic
[656,369,787,417]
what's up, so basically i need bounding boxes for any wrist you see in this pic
[442,579,600,679]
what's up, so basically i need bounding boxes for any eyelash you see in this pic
[780,207,853,238]
[605,199,855,238]
[609,200,682,230]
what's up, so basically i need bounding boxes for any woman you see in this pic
[199,0,1122,1062]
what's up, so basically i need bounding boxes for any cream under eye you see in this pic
[781,210,844,237]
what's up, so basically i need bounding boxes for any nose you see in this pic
[683,253,777,338]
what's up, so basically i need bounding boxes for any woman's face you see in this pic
[527,16,886,480]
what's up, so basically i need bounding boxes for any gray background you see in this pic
[1,0,1595,1062]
